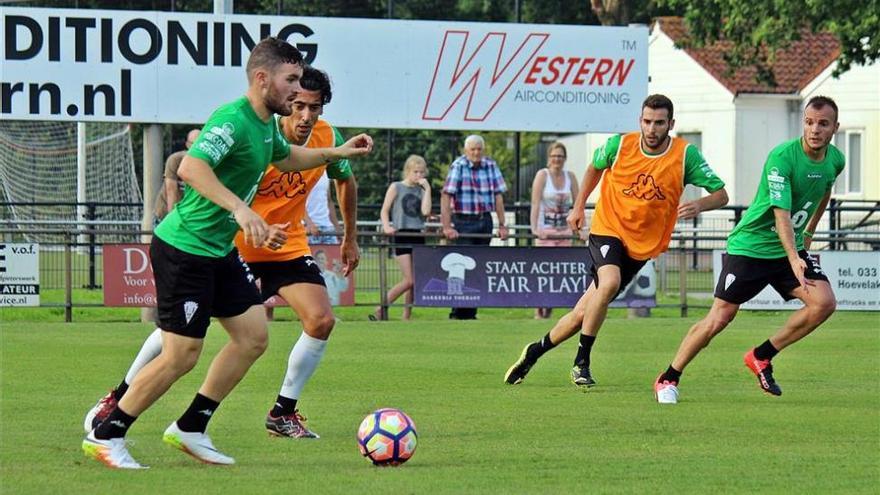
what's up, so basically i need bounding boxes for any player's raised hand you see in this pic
[263,222,290,251]
[234,205,270,248]
[567,208,586,232]
[340,133,373,157]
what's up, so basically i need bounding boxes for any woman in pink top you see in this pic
[529,142,579,319]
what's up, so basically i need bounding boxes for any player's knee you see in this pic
[242,328,269,357]
[595,282,620,303]
[811,298,836,321]
[162,346,200,375]
[303,312,335,339]
[401,277,414,291]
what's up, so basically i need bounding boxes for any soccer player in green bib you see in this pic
[82,37,373,468]
[654,96,844,404]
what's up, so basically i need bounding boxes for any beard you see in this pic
[264,85,292,116]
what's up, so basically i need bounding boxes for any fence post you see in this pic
[65,231,73,323]
[378,236,389,320]
[87,203,98,289]
[679,243,688,318]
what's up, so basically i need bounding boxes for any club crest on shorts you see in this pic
[724,273,736,291]
[184,300,199,324]
[600,245,610,258]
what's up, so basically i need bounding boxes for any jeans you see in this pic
[449,212,492,320]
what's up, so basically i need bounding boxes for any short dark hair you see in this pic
[300,66,333,106]
[642,94,674,121]
[246,37,303,82]
[806,95,838,122]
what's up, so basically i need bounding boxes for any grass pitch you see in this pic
[1,311,878,494]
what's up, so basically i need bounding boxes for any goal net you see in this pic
[0,121,142,244]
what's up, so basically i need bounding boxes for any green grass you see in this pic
[1,311,879,494]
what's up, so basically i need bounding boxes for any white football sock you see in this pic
[123,328,163,385]
[279,332,328,400]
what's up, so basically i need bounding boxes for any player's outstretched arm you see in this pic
[177,156,269,247]
[678,187,729,219]
[773,207,812,292]
[275,134,374,172]
[567,164,602,231]
[802,191,831,250]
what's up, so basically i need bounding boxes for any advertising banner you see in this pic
[712,250,880,311]
[264,244,355,307]
[0,243,39,306]
[1,7,647,132]
[413,246,655,308]
[103,244,156,307]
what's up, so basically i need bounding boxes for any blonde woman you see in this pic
[530,142,579,319]
[373,155,432,320]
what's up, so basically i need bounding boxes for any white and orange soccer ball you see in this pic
[357,408,418,466]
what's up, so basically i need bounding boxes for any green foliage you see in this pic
[2,313,879,493]
[658,0,879,84]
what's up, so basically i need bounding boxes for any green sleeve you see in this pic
[188,111,244,168]
[683,145,725,192]
[764,150,793,210]
[270,119,291,163]
[325,126,353,180]
[591,134,621,170]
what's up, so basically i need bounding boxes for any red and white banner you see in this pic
[103,244,156,307]
[1,7,647,132]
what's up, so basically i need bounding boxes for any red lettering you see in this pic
[559,57,580,84]
[571,57,595,85]
[609,59,635,85]
[541,56,565,84]
[589,58,614,85]
[525,56,547,84]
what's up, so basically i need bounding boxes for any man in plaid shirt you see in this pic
[441,134,509,320]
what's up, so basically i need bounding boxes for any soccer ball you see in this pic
[357,408,418,466]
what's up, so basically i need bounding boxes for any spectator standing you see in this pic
[373,155,432,321]
[441,134,509,320]
[153,128,201,226]
[529,142,579,319]
[305,171,341,244]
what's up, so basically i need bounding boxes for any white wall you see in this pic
[802,62,880,200]
[732,96,798,204]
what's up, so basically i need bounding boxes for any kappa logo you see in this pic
[198,409,214,417]
[724,273,736,291]
[305,258,318,267]
[258,171,307,199]
[422,30,550,122]
[184,301,198,324]
[623,174,666,201]
[599,245,610,258]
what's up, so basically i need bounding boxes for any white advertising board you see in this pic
[1,7,647,132]
[0,243,40,307]
[712,250,880,311]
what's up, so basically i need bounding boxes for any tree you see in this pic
[658,0,879,84]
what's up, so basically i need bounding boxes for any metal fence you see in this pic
[2,200,878,321]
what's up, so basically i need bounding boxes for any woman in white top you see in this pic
[529,142,579,319]
[372,155,432,320]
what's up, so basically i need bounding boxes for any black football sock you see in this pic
[270,395,298,418]
[753,340,779,361]
[176,393,220,433]
[93,406,137,439]
[662,365,682,383]
[112,380,129,401]
[525,332,557,362]
[573,334,597,368]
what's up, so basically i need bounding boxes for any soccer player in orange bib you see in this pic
[504,94,729,389]
[84,66,358,443]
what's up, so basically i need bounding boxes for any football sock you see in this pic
[176,393,220,433]
[573,334,596,368]
[753,340,779,361]
[662,365,682,383]
[270,395,298,417]
[123,328,163,385]
[112,380,129,401]
[525,333,557,362]
[93,406,137,439]
[278,332,328,402]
